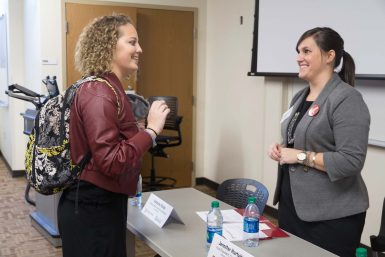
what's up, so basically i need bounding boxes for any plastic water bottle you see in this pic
[129,174,142,207]
[243,196,260,247]
[355,247,367,257]
[206,201,223,249]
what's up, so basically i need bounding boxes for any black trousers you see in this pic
[58,181,128,257]
[278,167,366,257]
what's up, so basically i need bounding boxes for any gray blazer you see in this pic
[273,73,370,222]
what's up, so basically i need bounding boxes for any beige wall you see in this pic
[0,0,384,246]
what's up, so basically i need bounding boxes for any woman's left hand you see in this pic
[279,148,301,165]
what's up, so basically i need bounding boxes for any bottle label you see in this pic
[243,217,259,233]
[136,192,142,198]
[129,197,138,206]
[207,226,223,244]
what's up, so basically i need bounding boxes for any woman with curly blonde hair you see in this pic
[58,14,169,257]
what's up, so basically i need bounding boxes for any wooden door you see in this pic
[137,8,194,187]
[65,3,137,90]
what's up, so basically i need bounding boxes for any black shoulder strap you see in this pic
[78,152,92,170]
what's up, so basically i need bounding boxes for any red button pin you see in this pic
[308,104,320,117]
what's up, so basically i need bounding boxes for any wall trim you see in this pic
[196,177,219,190]
[0,150,25,177]
[263,204,278,219]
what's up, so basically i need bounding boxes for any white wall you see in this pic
[24,0,41,95]
[204,0,286,206]
[0,0,61,170]
[0,0,9,106]
[0,0,26,169]
[1,0,384,247]
[204,0,265,182]
[0,0,8,150]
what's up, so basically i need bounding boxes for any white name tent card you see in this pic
[207,234,254,257]
[141,193,184,228]
[223,223,269,242]
[196,209,243,223]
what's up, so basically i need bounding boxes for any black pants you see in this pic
[58,181,128,257]
[278,167,366,257]
[279,206,366,257]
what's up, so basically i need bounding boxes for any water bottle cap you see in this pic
[211,201,220,208]
[247,196,256,203]
[355,247,367,257]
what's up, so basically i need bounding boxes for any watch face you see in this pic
[298,152,306,161]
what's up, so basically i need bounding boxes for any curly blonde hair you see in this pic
[75,14,133,76]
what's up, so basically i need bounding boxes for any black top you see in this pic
[280,97,313,216]
[286,100,313,147]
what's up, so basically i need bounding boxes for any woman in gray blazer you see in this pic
[268,27,370,257]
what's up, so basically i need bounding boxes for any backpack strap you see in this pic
[74,151,92,214]
[63,76,121,118]
[92,77,122,115]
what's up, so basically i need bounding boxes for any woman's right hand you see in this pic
[268,143,282,162]
[146,100,170,134]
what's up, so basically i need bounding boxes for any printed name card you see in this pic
[141,193,184,228]
[207,234,254,257]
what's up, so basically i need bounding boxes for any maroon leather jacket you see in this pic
[69,73,152,196]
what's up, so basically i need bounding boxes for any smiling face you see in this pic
[296,36,324,82]
[296,36,335,84]
[111,23,142,79]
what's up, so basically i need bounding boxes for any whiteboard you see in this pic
[356,80,385,145]
[252,0,385,77]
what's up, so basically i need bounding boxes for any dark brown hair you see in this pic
[296,27,355,86]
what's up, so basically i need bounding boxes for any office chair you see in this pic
[143,96,183,191]
[216,178,269,214]
[370,197,385,257]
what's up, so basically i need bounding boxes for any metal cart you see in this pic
[5,76,62,247]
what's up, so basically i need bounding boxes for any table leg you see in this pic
[126,230,135,257]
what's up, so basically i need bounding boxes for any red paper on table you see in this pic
[235,208,289,239]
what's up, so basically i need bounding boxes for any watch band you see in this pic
[305,151,310,166]
[310,152,317,167]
